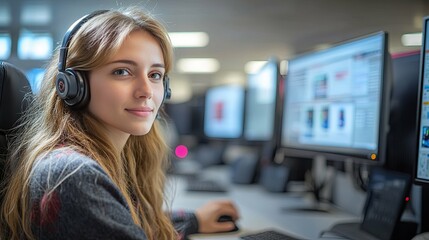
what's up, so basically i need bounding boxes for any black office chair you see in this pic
[0,61,33,176]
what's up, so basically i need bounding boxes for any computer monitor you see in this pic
[279,31,391,211]
[280,31,391,165]
[243,58,281,143]
[386,51,420,176]
[165,101,194,136]
[230,60,282,185]
[203,84,245,140]
[0,33,11,60]
[18,31,53,60]
[414,18,429,233]
[415,16,429,185]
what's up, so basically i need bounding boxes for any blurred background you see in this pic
[1,0,427,101]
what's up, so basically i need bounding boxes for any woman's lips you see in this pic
[126,107,153,117]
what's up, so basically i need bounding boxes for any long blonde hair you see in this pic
[1,7,176,240]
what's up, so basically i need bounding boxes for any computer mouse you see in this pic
[217,215,239,232]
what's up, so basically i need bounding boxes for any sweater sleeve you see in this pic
[170,210,199,240]
[29,149,148,240]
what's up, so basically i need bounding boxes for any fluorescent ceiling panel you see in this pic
[169,32,209,47]
[177,58,220,73]
[401,32,422,46]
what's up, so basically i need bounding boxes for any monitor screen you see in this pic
[26,68,45,94]
[18,31,53,60]
[203,84,245,139]
[415,17,429,184]
[0,33,11,60]
[243,58,280,142]
[280,32,391,163]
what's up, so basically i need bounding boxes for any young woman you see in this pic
[1,7,239,240]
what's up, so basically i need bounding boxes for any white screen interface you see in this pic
[204,85,245,139]
[281,33,385,155]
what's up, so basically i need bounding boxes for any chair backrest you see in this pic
[0,61,33,160]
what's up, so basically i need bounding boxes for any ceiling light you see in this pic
[169,32,209,48]
[176,58,220,73]
[314,43,331,51]
[401,33,422,46]
[280,60,289,75]
[245,61,267,74]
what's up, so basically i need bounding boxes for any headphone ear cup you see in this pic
[56,70,77,100]
[56,69,89,109]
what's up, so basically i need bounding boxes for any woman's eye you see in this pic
[150,72,163,81]
[113,69,130,76]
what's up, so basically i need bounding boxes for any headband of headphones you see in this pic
[58,10,109,72]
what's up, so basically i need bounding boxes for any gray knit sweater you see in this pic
[28,147,198,239]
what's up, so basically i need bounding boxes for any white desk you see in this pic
[167,165,361,240]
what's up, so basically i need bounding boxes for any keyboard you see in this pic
[240,230,302,240]
[186,180,228,192]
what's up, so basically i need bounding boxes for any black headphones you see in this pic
[56,10,171,109]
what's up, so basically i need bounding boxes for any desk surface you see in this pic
[167,165,361,240]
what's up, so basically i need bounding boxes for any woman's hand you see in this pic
[194,199,240,233]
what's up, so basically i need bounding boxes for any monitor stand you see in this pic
[282,155,335,213]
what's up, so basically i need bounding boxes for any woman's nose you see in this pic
[134,75,153,99]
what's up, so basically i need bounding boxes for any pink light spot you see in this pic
[175,145,188,159]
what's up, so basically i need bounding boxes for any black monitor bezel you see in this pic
[414,16,429,185]
[278,31,391,165]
